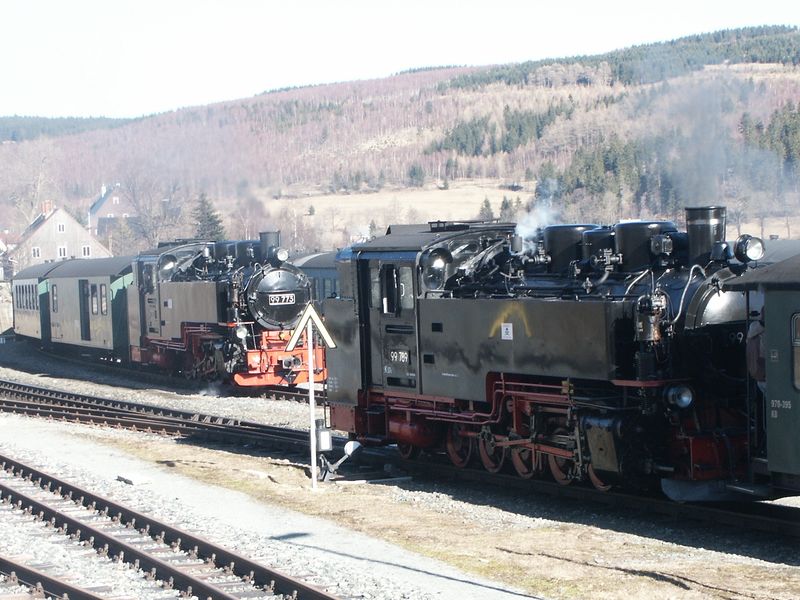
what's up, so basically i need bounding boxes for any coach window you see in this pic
[52,285,58,313]
[792,314,800,390]
[100,284,108,315]
[91,284,99,315]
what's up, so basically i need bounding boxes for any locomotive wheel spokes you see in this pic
[511,446,536,479]
[446,424,473,468]
[587,464,612,492]
[548,428,574,485]
[478,436,507,473]
[397,443,420,460]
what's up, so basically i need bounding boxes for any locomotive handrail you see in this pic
[669,263,707,325]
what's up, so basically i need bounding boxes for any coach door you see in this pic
[78,279,91,341]
[366,259,419,393]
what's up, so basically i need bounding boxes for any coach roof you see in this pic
[43,256,135,279]
[725,254,800,291]
[11,262,65,280]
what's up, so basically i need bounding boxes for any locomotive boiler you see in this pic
[324,207,780,501]
[130,232,325,386]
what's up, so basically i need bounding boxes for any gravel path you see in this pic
[0,414,534,600]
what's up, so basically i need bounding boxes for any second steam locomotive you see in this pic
[13,232,332,387]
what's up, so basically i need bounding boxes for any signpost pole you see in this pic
[307,318,318,490]
[285,302,335,491]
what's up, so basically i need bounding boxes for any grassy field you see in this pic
[263,179,799,251]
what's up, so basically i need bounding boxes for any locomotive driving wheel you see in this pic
[446,423,474,468]
[587,464,612,491]
[548,428,574,485]
[397,443,421,460]
[511,446,537,479]
[478,433,507,473]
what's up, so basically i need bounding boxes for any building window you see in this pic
[107,213,114,218]
[57,223,65,233]
[82,245,91,257]
[31,247,41,258]
[122,213,129,218]
[112,196,120,205]
[58,246,67,258]
[100,284,108,315]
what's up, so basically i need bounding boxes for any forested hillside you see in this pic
[1,25,799,252]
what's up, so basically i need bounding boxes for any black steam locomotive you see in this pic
[13,232,329,387]
[324,207,796,501]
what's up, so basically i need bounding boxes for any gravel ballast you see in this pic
[2,341,800,599]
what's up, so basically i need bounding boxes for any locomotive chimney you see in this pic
[259,231,281,254]
[685,206,726,265]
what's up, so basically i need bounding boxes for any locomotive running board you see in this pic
[724,482,773,497]
[661,478,770,502]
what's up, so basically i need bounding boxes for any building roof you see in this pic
[88,188,113,215]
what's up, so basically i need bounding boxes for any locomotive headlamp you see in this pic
[734,234,765,263]
[235,325,248,340]
[266,246,290,266]
[665,385,694,409]
[421,247,453,268]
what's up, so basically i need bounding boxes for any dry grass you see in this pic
[95,434,800,600]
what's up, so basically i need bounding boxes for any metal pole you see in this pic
[307,318,318,490]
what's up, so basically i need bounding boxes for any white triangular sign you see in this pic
[285,303,336,351]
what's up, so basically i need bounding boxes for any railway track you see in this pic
[0,453,340,600]
[0,378,314,451]
[27,339,320,402]
[401,455,800,538]
[2,377,799,544]
[0,554,106,599]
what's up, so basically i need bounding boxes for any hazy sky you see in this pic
[1,0,798,118]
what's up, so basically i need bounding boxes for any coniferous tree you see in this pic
[193,193,225,240]
[478,197,494,221]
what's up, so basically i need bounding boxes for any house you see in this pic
[88,183,137,239]
[5,205,112,277]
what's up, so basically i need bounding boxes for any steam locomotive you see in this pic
[323,207,800,501]
[13,233,332,388]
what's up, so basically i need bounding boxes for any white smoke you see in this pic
[515,201,558,240]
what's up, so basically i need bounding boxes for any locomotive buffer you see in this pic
[286,303,336,489]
